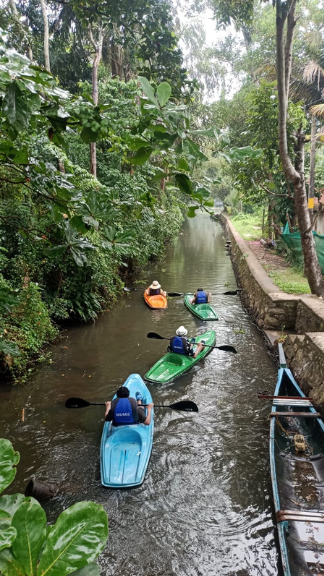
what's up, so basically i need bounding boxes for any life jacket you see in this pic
[169,336,189,355]
[149,288,161,295]
[196,291,207,304]
[113,398,135,426]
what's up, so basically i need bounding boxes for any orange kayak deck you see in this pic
[144,289,168,309]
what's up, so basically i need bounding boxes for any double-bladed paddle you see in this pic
[123,287,241,297]
[65,397,198,412]
[147,332,237,354]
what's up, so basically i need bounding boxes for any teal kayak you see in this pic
[184,293,218,321]
[100,374,154,488]
[144,330,216,384]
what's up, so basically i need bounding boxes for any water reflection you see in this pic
[0,215,278,575]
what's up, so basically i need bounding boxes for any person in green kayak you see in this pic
[147,280,166,296]
[191,288,211,305]
[104,387,153,426]
[168,326,205,358]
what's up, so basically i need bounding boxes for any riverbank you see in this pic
[0,202,183,383]
[221,213,324,407]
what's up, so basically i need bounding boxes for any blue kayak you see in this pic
[100,374,154,488]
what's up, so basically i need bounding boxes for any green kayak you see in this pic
[184,293,218,321]
[144,330,216,384]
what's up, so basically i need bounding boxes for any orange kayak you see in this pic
[144,289,168,309]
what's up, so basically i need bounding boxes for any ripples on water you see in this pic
[0,215,279,575]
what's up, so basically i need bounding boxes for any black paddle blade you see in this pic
[169,400,199,412]
[65,397,91,408]
[216,345,237,354]
[223,291,239,296]
[147,332,167,340]
[167,292,183,297]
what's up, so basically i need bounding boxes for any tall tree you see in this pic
[275,0,324,295]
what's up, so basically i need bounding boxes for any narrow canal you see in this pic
[0,214,279,576]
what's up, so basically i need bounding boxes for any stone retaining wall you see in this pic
[284,333,324,405]
[221,214,324,405]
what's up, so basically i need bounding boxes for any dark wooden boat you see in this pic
[269,344,324,576]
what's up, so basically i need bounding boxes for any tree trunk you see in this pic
[9,0,33,60]
[39,0,50,72]
[88,26,103,178]
[275,0,324,295]
[309,114,316,222]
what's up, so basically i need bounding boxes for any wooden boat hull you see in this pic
[144,330,216,384]
[270,358,324,575]
[100,374,154,488]
[144,289,167,309]
[184,293,218,320]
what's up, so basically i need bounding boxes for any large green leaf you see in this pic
[69,563,101,576]
[37,501,108,576]
[3,81,29,134]
[0,510,17,552]
[11,499,46,576]
[0,341,20,357]
[0,495,26,518]
[0,440,20,493]
[80,127,100,144]
[138,77,158,107]
[0,548,23,576]
[187,206,199,218]
[130,146,153,165]
[157,82,171,106]
[174,173,194,195]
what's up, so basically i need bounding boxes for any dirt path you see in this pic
[247,240,290,273]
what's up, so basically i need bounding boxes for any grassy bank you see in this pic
[229,212,311,295]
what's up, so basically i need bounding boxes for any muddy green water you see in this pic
[0,215,279,575]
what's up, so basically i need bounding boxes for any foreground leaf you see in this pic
[70,563,101,576]
[12,499,46,576]
[157,82,171,106]
[0,510,17,551]
[0,440,20,493]
[0,495,26,518]
[37,501,108,576]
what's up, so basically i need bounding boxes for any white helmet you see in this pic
[176,326,188,336]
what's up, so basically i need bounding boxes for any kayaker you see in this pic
[147,280,166,296]
[169,326,205,358]
[104,386,153,426]
[191,288,211,305]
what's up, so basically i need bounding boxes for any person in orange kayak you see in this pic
[191,288,211,305]
[168,326,205,358]
[104,387,153,426]
[147,280,166,296]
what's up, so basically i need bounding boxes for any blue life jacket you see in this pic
[149,288,161,295]
[113,398,135,425]
[170,336,188,355]
[196,291,207,304]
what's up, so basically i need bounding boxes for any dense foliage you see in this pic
[0,0,224,378]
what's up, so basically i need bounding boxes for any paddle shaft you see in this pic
[124,287,240,296]
[65,397,198,411]
[147,332,236,353]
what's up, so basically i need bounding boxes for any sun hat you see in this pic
[150,280,161,289]
[176,326,188,337]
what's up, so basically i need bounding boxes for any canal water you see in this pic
[0,214,279,575]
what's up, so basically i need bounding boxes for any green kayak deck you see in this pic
[184,294,218,321]
[144,330,216,384]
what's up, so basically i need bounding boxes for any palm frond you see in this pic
[310,104,324,119]
[303,61,324,90]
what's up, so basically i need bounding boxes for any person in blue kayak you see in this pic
[191,288,211,305]
[168,326,205,358]
[148,280,166,296]
[104,387,153,426]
